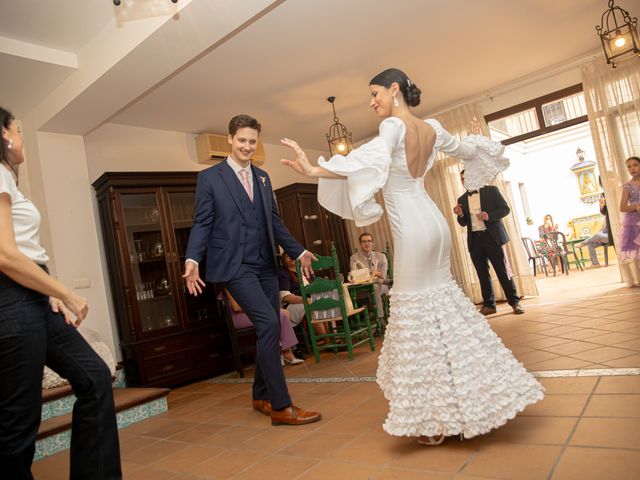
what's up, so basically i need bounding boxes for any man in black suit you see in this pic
[453,170,524,315]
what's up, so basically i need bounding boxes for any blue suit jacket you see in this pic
[185,160,305,283]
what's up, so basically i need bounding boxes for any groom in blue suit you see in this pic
[183,115,321,426]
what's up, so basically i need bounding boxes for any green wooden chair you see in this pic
[380,242,394,326]
[296,245,376,363]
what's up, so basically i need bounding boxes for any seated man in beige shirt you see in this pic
[349,232,389,322]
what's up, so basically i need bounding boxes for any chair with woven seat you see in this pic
[296,245,376,363]
[521,237,549,277]
[380,241,394,325]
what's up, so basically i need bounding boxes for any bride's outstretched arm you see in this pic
[280,138,344,179]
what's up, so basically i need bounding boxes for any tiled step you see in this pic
[41,367,126,421]
[36,387,169,459]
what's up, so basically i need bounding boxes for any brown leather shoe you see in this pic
[512,304,525,315]
[271,405,321,426]
[251,399,272,416]
[479,306,497,316]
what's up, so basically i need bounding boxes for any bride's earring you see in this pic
[6,139,13,150]
[393,95,399,108]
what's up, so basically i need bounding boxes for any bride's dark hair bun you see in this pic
[369,68,421,107]
[405,83,421,107]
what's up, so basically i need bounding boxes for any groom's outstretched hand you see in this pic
[298,250,318,280]
[183,261,206,296]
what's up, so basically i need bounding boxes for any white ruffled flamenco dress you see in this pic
[317,117,544,438]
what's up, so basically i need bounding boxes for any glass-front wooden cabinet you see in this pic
[275,183,351,274]
[93,172,233,387]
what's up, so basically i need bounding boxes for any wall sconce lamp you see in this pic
[596,0,639,67]
[325,96,353,156]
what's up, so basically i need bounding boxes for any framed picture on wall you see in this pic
[579,170,598,195]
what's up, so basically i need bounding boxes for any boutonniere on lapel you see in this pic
[259,176,266,187]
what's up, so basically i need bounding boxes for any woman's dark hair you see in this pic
[369,68,421,107]
[0,106,15,164]
[626,156,640,164]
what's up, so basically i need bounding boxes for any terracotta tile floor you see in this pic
[34,265,640,479]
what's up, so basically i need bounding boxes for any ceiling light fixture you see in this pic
[325,96,353,156]
[596,0,639,67]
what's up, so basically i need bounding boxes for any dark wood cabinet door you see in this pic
[115,189,180,338]
[275,183,351,274]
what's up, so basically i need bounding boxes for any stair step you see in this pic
[41,365,124,404]
[35,387,169,459]
[41,367,126,421]
[42,383,73,403]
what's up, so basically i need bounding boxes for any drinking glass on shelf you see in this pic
[146,282,154,299]
[134,239,145,262]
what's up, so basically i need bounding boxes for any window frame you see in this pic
[485,84,588,145]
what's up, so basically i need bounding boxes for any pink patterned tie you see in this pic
[240,169,253,201]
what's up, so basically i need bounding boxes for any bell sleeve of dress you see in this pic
[426,119,510,190]
[317,117,401,227]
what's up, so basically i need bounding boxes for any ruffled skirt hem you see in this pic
[376,280,544,438]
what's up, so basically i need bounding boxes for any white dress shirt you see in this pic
[468,191,486,232]
[226,156,253,194]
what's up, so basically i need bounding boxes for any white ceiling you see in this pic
[2,0,638,150]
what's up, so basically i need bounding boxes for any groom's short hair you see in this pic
[229,114,262,136]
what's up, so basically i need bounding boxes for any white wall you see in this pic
[478,64,583,116]
[84,123,324,186]
[35,131,119,356]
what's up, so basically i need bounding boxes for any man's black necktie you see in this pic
[468,190,479,196]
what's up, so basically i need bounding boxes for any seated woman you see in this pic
[278,252,327,337]
[536,214,560,264]
[225,290,304,366]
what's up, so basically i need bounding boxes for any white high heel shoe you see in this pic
[417,434,445,446]
[283,355,305,366]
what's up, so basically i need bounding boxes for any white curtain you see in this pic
[344,103,538,302]
[582,57,640,287]
[429,104,538,302]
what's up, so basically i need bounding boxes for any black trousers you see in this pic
[469,231,520,308]
[0,271,121,480]
[225,262,291,410]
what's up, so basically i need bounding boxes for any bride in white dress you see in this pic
[281,68,544,445]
